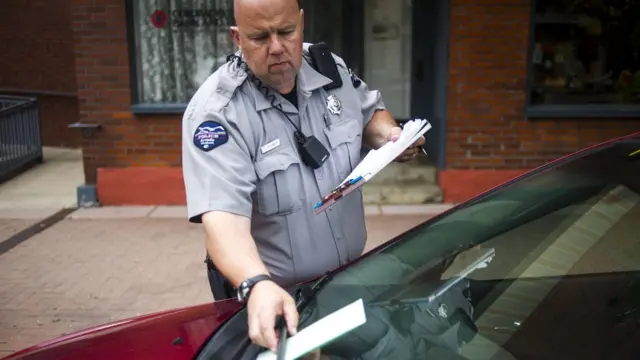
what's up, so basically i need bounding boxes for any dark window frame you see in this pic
[525,0,640,119]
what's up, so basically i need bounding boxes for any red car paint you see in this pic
[2,300,241,360]
[2,132,638,360]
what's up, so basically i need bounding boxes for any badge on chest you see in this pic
[326,94,342,115]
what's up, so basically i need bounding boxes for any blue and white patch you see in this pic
[193,121,229,152]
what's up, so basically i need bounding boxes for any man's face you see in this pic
[230,0,304,94]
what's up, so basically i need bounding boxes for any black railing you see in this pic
[0,95,43,183]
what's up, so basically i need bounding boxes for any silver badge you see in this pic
[326,94,342,115]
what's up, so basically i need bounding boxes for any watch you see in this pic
[236,274,272,303]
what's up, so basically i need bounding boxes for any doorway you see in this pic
[302,0,449,169]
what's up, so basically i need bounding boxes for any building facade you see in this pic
[4,0,639,205]
[0,1,80,149]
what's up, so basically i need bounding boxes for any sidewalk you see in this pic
[0,147,452,356]
[0,205,448,356]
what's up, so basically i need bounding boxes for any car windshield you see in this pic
[197,137,640,360]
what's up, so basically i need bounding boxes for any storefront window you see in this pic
[529,0,640,107]
[130,0,347,106]
[131,0,235,104]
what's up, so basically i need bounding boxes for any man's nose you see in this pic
[268,34,285,55]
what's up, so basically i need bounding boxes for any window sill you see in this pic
[131,103,188,115]
[526,104,640,119]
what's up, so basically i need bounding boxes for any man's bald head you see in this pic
[229,0,304,94]
[233,0,300,26]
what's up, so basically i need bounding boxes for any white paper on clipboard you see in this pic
[256,298,367,360]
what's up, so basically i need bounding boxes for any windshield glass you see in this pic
[198,137,640,360]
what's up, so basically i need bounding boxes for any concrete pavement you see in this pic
[0,146,451,356]
[0,207,440,356]
[0,147,83,212]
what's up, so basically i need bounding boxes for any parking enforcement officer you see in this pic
[181,0,425,353]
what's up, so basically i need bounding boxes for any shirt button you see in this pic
[337,236,342,241]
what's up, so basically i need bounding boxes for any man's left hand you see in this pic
[387,126,426,163]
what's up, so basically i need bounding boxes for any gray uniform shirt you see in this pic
[182,43,386,287]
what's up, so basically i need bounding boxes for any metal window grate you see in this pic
[0,95,43,183]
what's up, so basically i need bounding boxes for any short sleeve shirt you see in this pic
[182,43,386,287]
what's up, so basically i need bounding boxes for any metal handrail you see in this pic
[0,95,43,183]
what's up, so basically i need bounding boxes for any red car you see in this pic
[4,132,640,360]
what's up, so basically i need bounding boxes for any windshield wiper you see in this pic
[273,270,336,360]
[294,269,336,311]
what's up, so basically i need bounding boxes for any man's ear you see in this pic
[299,9,304,31]
[229,26,241,48]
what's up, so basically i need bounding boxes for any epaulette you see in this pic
[203,55,248,114]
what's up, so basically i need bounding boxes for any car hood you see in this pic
[3,300,242,360]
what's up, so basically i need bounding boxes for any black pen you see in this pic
[276,316,288,360]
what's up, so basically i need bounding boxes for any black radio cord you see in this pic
[227,54,306,145]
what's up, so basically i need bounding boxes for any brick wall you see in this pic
[0,0,80,148]
[446,0,640,170]
[71,1,182,183]
[71,0,638,187]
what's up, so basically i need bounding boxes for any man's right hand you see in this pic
[247,280,299,352]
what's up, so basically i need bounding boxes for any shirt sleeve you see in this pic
[346,67,386,128]
[181,107,256,223]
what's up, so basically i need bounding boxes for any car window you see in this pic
[197,139,640,360]
[288,140,640,360]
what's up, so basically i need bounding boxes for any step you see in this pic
[363,182,443,205]
[366,159,437,185]
[362,159,441,205]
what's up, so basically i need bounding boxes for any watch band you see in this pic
[236,274,272,303]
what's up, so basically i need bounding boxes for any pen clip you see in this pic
[323,114,330,128]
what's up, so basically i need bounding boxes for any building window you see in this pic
[130,0,236,105]
[528,0,640,116]
[127,0,354,111]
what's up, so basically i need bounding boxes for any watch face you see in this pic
[236,276,270,303]
[237,282,249,303]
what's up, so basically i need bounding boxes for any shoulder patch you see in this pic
[193,120,229,152]
[348,68,362,88]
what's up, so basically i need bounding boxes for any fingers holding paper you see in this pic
[388,126,426,163]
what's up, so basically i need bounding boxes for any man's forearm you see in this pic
[202,211,268,287]
[363,109,399,149]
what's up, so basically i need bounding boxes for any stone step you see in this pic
[363,182,443,205]
[366,159,437,186]
[361,159,441,205]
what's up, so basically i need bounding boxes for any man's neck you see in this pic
[281,82,298,109]
[274,78,297,95]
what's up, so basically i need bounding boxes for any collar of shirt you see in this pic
[253,58,334,113]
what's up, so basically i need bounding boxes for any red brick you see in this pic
[0,0,80,148]
[446,0,640,170]
[7,0,637,189]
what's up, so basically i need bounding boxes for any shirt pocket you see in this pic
[323,118,363,180]
[254,146,303,216]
